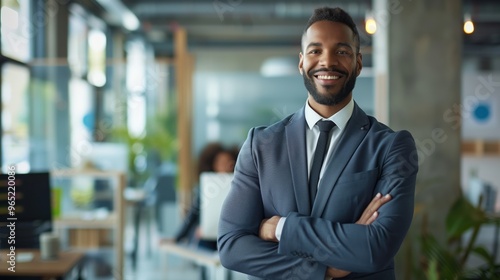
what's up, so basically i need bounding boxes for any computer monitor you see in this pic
[0,172,52,248]
[199,172,233,241]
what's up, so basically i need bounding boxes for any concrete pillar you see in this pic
[373,0,462,278]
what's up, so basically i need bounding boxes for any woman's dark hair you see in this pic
[197,142,239,176]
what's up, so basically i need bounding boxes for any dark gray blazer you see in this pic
[218,102,418,279]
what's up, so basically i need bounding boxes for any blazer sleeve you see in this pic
[218,128,328,279]
[277,130,418,272]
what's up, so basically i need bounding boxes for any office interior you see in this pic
[0,0,499,279]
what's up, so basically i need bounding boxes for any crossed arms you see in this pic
[218,129,417,279]
[260,193,392,278]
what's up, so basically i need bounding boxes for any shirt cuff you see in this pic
[275,217,287,241]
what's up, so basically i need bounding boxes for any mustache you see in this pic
[309,68,348,76]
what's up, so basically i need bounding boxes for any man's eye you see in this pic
[337,50,349,55]
[308,49,320,54]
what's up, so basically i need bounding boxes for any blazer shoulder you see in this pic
[251,111,297,142]
[368,116,413,135]
[367,116,416,146]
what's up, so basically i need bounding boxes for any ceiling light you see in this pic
[365,11,376,35]
[123,11,140,31]
[95,0,140,31]
[463,13,474,34]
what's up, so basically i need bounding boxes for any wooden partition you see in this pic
[175,27,195,212]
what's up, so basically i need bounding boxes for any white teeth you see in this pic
[317,75,339,80]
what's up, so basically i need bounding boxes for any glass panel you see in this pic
[68,5,88,78]
[87,29,106,87]
[126,39,147,137]
[1,0,31,62]
[69,77,94,167]
[1,63,30,172]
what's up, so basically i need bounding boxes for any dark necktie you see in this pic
[309,120,336,205]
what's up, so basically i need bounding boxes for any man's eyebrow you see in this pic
[337,42,355,50]
[305,42,355,50]
[305,42,322,49]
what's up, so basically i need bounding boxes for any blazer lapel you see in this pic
[285,107,311,215]
[311,103,370,217]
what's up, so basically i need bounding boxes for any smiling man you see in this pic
[218,7,418,280]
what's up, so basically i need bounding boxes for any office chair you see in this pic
[130,164,177,270]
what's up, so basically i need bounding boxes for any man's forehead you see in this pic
[301,21,355,48]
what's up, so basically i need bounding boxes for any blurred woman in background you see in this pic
[173,142,238,249]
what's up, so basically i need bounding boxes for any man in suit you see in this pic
[218,6,418,280]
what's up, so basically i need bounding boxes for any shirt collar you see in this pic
[304,98,354,131]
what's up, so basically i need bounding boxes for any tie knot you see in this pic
[316,120,335,133]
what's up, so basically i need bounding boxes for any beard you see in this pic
[303,67,357,106]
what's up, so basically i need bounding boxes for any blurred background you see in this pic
[0,0,499,279]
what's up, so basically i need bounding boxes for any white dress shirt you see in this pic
[275,98,354,241]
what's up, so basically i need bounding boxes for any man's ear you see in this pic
[356,52,363,77]
[298,52,304,75]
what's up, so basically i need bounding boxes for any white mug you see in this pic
[39,232,59,260]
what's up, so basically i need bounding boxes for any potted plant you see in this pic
[416,195,500,279]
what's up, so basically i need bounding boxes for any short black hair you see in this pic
[303,7,360,53]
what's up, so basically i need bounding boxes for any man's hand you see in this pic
[356,193,392,225]
[326,193,392,279]
[326,267,351,279]
[259,216,281,242]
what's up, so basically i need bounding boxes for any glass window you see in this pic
[68,5,88,78]
[1,63,30,172]
[87,29,106,87]
[126,39,147,137]
[1,0,31,62]
[69,77,93,167]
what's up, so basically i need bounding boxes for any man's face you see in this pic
[299,21,362,107]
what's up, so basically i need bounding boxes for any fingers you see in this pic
[356,193,392,225]
[258,218,269,239]
[365,211,378,224]
[326,267,351,278]
[370,193,392,210]
[259,217,279,242]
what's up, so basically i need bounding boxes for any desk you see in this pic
[0,249,84,279]
[160,241,231,280]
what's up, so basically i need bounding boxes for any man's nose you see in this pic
[319,51,338,68]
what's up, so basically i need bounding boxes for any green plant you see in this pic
[417,196,500,279]
[110,113,176,186]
